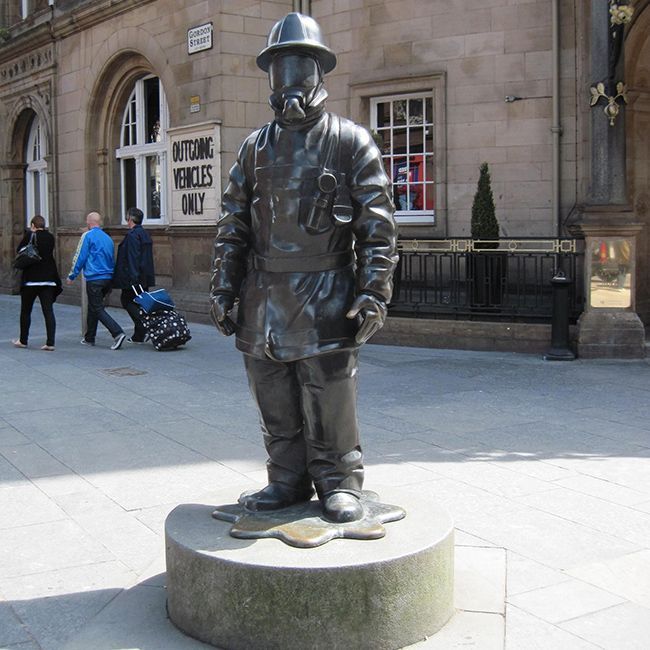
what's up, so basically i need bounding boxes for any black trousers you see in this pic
[243,349,363,497]
[85,280,123,342]
[20,285,56,347]
[120,288,147,341]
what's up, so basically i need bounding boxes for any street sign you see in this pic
[188,23,213,54]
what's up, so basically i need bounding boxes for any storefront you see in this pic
[0,0,647,354]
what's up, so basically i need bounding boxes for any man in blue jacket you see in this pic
[67,211,126,349]
[113,207,155,343]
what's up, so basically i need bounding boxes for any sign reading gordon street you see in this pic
[188,22,213,54]
[167,122,221,226]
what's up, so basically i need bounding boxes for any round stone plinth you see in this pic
[165,489,454,650]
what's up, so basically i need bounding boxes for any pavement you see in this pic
[0,292,649,650]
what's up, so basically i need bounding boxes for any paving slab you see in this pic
[559,602,650,650]
[410,611,504,649]
[505,552,570,597]
[0,425,30,447]
[507,577,625,624]
[63,581,213,650]
[10,588,121,650]
[516,486,650,547]
[455,546,506,614]
[566,549,650,608]
[551,473,650,506]
[462,503,642,570]
[0,482,67,529]
[1,443,71,478]
[0,519,115,579]
[505,604,602,649]
[0,454,28,485]
[0,561,138,602]
[0,601,32,646]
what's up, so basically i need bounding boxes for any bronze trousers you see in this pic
[243,349,363,497]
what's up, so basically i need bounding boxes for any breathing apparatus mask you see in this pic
[269,53,324,125]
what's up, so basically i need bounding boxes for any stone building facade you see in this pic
[0,0,648,354]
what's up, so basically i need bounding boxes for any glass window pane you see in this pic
[408,99,423,125]
[393,128,407,155]
[424,126,434,153]
[123,158,136,214]
[425,158,435,185]
[393,159,411,211]
[122,95,136,146]
[144,78,161,143]
[33,171,41,215]
[425,97,433,125]
[409,128,424,154]
[411,184,424,211]
[146,155,162,219]
[393,99,407,126]
[376,102,390,128]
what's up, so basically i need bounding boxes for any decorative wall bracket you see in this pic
[590,81,628,126]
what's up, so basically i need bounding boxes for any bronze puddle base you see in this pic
[212,490,406,548]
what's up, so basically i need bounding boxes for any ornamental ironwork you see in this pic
[397,239,577,254]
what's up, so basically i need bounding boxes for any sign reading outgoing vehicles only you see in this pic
[188,22,213,54]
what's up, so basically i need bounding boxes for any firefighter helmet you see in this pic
[257,12,336,73]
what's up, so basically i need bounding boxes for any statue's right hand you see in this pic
[210,294,236,336]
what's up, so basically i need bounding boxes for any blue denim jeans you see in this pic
[85,279,123,342]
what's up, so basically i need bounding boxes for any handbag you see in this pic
[13,232,41,270]
[132,284,175,313]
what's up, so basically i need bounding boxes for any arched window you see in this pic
[25,114,48,226]
[115,75,168,223]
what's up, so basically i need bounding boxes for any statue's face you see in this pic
[269,53,321,123]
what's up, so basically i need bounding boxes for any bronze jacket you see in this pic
[211,111,397,361]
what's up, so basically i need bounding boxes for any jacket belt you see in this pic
[251,251,354,273]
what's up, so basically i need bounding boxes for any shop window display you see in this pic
[371,93,435,223]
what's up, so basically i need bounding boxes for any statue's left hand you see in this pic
[346,294,387,345]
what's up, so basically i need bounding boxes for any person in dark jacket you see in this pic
[112,207,155,343]
[12,215,62,351]
[210,13,398,523]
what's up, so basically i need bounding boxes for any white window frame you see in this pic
[370,92,436,225]
[115,75,169,224]
[25,115,49,227]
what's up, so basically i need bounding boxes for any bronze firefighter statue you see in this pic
[210,12,398,524]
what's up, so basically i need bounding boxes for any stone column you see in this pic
[0,162,25,289]
[573,1,645,358]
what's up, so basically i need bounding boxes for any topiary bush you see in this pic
[471,162,499,246]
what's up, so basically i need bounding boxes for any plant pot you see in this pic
[467,252,507,309]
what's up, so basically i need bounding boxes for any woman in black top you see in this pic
[12,215,62,351]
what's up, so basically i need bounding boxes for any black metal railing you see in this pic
[389,238,585,321]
